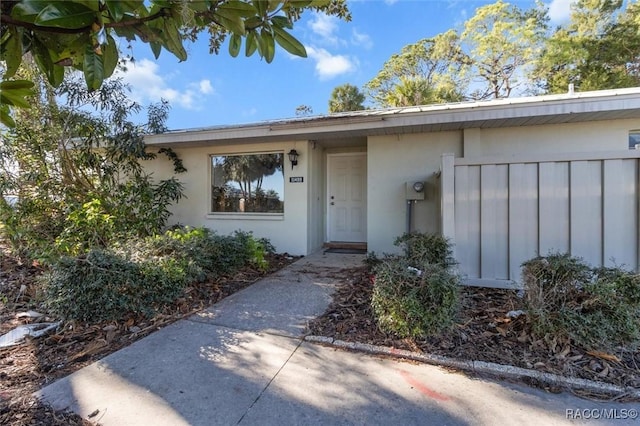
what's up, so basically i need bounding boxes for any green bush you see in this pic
[522,253,640,350]
[394,232,456,268]
[44,249,190,322]
[44,228,275,322]
[371,258,459,338]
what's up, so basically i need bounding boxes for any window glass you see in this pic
[629,131,640,149]
[211,153,284,213]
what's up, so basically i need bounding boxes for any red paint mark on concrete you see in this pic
[398,369,450,402]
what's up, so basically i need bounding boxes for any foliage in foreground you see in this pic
[44,228,273,322]
[522,253,640,350]
[0,66,185,263]
[370,233,459,338]
[0,0,351,126]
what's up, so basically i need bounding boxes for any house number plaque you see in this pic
[289,177,304,183]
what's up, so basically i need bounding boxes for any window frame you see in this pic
[629,130,640,150]
[208,151,285,217]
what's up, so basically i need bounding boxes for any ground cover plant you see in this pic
[310,248,640,399]
[0,236,293,425]
[522,253,640,351]
[44,228,274,322]
[370,233,460,339]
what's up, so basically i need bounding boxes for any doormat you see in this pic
[324,248,367,254]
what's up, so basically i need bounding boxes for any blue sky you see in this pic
[113,0,574,131]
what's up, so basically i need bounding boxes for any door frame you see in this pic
[326,152,367,243]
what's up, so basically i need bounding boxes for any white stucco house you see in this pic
[144,87,640,287]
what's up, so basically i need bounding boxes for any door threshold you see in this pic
[323,242,367,251]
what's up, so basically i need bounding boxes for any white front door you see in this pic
[327,153,367,242]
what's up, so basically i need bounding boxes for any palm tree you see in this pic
[328,84,366,113]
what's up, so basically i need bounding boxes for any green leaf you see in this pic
[273,26,306,57]
[271,16,292,29]
[267,0,282,12]
[0,80,36,109]
[72,0,101,12]
[159,19,187,61]
[150,41,162,59]
[0,105,16,128]
[261,29,275,63]
[10,0,49,23]
[186,1,210,13]
[31,38,65,87]
[218,1,258,17]
[245,31,258,56]
[287,0,314,6]
[0,80,35,90]
[215,10,246,35]
[253,0,267,16]
[83,45,105,91]
[103,35,119,78]
[35,2,97,29]
[229,33,241,57]
[105,0,124,21]
[0,28,23,78]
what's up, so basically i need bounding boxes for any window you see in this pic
[629,131,640,150]
[211,153,284,213]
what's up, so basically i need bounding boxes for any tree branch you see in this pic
[1,9,169,35]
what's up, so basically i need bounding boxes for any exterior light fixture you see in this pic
[288,149,299,169]
[412,181,425,193]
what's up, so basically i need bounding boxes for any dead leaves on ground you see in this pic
[1,251,297,426]
[308,266,640,393]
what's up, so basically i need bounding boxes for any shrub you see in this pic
[44,249,190,322]
[394,232,456,268]
[522,253,640,350]
[522,253,592,312]
[44,228,275,322]
[371,258,459,338]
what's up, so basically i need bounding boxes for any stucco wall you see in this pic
[463,119,637,157]
[144,140,311,255]
[306,142,325,254]
[367,132,463,254]
[367,118,638,254]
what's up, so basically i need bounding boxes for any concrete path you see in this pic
[38,252,640,425]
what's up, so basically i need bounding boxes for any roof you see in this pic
[145,87,640,147]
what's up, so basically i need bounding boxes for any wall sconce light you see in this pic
[288,149,299,169]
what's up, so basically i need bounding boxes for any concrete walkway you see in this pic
[38,252,640,425]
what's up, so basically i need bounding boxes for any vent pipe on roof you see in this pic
[568,83,575,95]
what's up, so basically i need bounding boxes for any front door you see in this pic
[327,153,367,242]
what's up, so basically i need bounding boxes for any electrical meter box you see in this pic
[406,181,425,200]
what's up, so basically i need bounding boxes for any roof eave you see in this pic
[144,89,640,147]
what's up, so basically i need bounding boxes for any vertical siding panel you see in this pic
[454,166,470,277]
[509,163,539,281]
[481,165,509,280]
[455,166,481,278]
[570,161,603,267]
[539,162,570,254]
[603,159,638,268]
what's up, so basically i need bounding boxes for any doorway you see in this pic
[327,153,367,243]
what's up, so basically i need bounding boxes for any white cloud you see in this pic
[306,46,356,80]
[113,59,213,110]
[308,12,340,45]
[384,0,399,4]
[351,29,373,50]
[548,0,575,24]
[198,79,214,95]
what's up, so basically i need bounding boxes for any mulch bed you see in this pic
[308,266,640,400]
[0,250,297,426]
